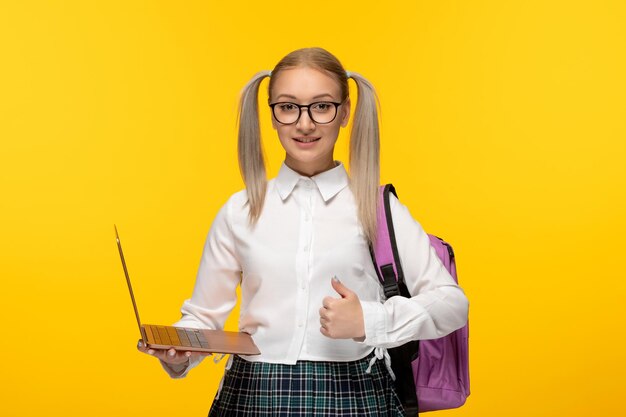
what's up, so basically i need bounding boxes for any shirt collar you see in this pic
[275,161,349,202]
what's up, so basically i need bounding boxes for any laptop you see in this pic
[115,225,260,355]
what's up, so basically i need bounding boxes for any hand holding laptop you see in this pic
[136,338,211,366]
[115,225,260,361]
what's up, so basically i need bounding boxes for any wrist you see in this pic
[162,357,189,372]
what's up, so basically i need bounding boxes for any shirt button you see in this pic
[298,322,303,327]
[303,246,308,251]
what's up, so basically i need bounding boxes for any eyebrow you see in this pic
[274,93,337,101]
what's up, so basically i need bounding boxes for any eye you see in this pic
[278,103,298,112]
[311,102,333,112]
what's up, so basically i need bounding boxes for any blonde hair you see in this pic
[237,47,381,243]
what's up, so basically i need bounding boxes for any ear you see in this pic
[340,98,351,128]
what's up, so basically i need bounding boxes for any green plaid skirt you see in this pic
[208,352,404,417]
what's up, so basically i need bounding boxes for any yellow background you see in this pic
[1,1,625,416]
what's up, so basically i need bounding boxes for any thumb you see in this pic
[331,276,352,298]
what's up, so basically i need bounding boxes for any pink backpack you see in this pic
[370,184,470,415]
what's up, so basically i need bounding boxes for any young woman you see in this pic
[138,47,469,416]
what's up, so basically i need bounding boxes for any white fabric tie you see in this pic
[365,347,396,381]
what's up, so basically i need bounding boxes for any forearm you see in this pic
[359,285,469,348]
[159,357,192,379]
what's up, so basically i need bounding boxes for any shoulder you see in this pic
[387,188,429,238]
[388,190,411,222]
[218,179,279,219]
[224,188,249,210]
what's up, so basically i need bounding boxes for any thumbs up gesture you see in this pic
[319,277,365,339]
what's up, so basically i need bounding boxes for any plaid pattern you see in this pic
[208,352,405,417]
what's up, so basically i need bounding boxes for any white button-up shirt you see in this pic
[162,162,468,377]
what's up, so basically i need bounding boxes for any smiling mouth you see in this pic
[293,137,321,143]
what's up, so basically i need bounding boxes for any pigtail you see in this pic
[237,70,271,225]
[348,72,381,245]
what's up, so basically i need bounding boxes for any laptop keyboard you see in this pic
[144,325,209,349]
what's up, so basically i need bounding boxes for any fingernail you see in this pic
[185,351,191,357]
[168,350,175,357]
[332,276,341,283]
[148,349,154,355]
[137,340,143,348]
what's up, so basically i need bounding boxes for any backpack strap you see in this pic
[369,184,420,416]
[370,184,410,298]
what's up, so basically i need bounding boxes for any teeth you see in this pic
[295,138,319,143]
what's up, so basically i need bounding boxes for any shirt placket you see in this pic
[286,179,314,360]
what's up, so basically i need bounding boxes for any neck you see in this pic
[284,157,337,177]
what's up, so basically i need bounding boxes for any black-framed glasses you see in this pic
[268,101,343,125]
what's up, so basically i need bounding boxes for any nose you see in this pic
[296,108,315,132]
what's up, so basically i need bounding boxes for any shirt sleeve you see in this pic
[160,196,242,378]
[358,194,469,349]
